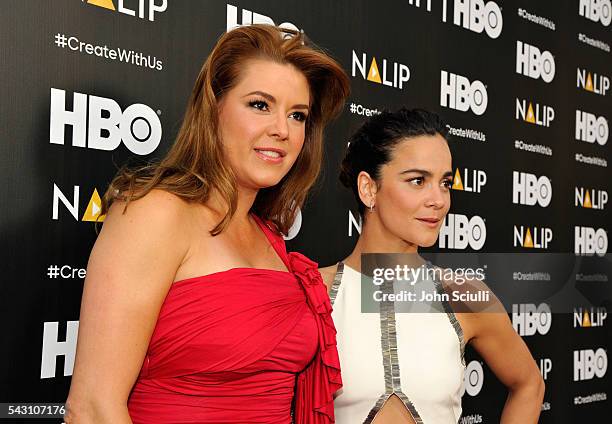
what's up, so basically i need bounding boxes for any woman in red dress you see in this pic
[65,25,349,424]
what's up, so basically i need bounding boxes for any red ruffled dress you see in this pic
[127,214,341,423]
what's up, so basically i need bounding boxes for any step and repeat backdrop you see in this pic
[1,0,611,422]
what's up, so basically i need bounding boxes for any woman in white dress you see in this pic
[320,108,544,424]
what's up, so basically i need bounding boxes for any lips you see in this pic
[417,218,440,223]
[254,147,286,164]
[254,147,287,157]
[416,217,441,228]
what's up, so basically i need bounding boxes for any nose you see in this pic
[425,183,447,209]
[268,111,289,141]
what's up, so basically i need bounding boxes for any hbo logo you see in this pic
[575,110,609,146]
[579,0,612,26]
[516,41,556,83]
[574,348,608,381]
[50,88,162,156]
[512,303,552,336]
[512,171,552,207]
[575,226,608,256]
[227,4,300,33]
[453,0,503,39]
[460,360,484,397]
[438,213,486,250]
[440,71,488,116]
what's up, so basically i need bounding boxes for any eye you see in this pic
[289,111,307,122]
[249,99,269,111]
[442,179,453,189]
[408,177,425,186]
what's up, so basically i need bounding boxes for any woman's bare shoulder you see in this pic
[105,189,201,234]
[430,264,508,342]
[100,189,194,261]
[107,188,189,217]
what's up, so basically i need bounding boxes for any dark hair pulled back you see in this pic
[339,107,449,216]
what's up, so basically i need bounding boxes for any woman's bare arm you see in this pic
[468,310,545,424]
[444,272,544,424]
[65,190,190,423]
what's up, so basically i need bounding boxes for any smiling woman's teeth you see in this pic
[257,150,280,158]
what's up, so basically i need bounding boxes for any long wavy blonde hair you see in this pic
[101,24,350,235]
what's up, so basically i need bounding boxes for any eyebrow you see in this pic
[399,168,453,178]
[243,90,309,110]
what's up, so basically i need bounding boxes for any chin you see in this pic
[252,175,286,190]
[417,235,439,248]
[420,240,438,248]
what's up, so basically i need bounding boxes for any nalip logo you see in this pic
[352,51,410,90]
[52,183,106,222]
[574,307,607,328]
[513,226,553,249]
[515,98,555,127]
[539,358,552,380]
[575,187,608,210]
[84,0,167,22]
[452,168,487,193]
[577,68,610,96]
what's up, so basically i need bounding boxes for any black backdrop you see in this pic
[1,1,611,422]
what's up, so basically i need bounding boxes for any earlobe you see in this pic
[357,171,377,211]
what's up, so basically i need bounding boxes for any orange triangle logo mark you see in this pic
[523,228,534,248]
[582,310,591,327]
[526,103,536,124]
[87,0,116,11]
[82,189,106,222]
[584,190,592,208]
[367,58,382,84]
[586,73,594,92]
[452,168,464,190]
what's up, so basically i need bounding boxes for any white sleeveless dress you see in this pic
[330,262,466,424]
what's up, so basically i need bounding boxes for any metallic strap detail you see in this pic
[363,272,423,424]
[363,393,390,423]
[427,261,467,367]
[331,260,469,423]
[329,262,344,306]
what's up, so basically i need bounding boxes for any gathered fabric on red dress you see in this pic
[127,214,341,424]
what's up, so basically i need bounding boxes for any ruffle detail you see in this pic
[289,251,342,424]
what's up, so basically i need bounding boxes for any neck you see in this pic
[207,184,259,229]
[344,212,421,272]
